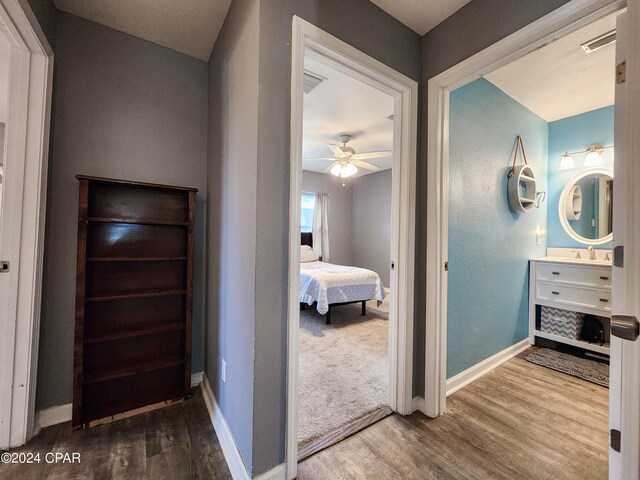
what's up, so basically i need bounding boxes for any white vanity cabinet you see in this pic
[529,257,612,355]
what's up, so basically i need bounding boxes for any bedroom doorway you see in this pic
[286,17,418,479]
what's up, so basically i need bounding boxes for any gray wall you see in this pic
[415,0,573,395]
[37,12,208,410]
[0,123,4,165]
[206,0,259,471]
[27,0,56,48]
[352,170,392,287]
[301,170,353,266]
[252,0,421,474]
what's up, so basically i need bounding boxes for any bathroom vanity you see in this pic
[529,253,612,355]
[529,167,614,355]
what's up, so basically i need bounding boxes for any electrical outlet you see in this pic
[221,359,227,383]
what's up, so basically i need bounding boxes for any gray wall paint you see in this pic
[252,0,421,474]
[415,0,573,394]
[27,0,56,48]
[352,170,392,287]
[37,12,208,410]
[206,0,259,471]
[301,171,353,266]
[0,123,4,165]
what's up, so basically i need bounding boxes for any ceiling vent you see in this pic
[303,70,326,94]
[581,29,616,53]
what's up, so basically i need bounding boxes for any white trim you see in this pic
[255,464,286,480]
[190,371,204,387]
[200,375,251,480]
[34,403,72,431]
[410,396,424,413]
[288,16,418,480]
[424,0,626,420]
[445,339,530,397]
[0,0,53,449]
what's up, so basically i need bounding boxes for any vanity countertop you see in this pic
[532,256,612,266]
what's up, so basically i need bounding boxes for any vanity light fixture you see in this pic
[584,144,604,166]
[559,144,613,169]
[559,151,575,170]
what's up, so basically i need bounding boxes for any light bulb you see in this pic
[559,151,574,170]
[584,145,602,166]
[342,163,357,177]
[330,163,342,176]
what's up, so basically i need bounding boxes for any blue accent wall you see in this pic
[448,78,548,378]
[547,106,614,248]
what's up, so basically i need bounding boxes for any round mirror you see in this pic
[559,168,613,245]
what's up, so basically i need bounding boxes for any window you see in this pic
[301,192,315,232]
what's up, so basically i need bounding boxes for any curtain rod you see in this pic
[302,190,331,196]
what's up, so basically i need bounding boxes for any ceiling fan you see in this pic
[304,134,391,179]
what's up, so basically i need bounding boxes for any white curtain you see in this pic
[312,193,330,261]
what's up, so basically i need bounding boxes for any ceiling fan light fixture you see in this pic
[330,161,358,178]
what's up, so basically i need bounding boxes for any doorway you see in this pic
[0,0,53,450]
[286,17,417,479]
[425,0,635,476]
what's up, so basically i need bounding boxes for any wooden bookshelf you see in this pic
[73,175,196,428]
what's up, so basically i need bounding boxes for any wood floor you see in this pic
[3,352,608,479]
[2,388,231,480]
[298,351,609,480]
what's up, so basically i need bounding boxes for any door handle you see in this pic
[611,314,640,341]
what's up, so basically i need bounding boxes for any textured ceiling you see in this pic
[484,11,619,122]
[54,0,232,60]
[303,56,394,177]
[369,0,472,35]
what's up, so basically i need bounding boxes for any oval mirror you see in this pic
[559,168,613,245]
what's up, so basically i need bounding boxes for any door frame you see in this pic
[287,16,418,479]
[425,0,626,417]
[0,0,53,449]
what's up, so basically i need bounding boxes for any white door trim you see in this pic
[287,16,418,479]
[0,0,53,449]
[424,0,626,419]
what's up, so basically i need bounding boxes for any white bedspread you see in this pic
[300,261,386,315]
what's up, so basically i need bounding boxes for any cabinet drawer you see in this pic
[536,263,611,289]
[537,282,611,313]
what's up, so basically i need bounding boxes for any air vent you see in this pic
[303,70,326,94]
[581,29,616,53]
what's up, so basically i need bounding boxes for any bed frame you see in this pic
[300,232,367,324]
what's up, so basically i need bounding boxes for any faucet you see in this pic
[588,246,596,260]
[571,250,581,260]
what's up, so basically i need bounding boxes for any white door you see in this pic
[609,6,640,479]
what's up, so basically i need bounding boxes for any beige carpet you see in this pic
[298,297,389,449]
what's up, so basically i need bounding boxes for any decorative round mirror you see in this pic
[559,168,613,245]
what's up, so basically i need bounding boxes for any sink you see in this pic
[535,256,612,266]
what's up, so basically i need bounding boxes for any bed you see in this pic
[300,233,386,324]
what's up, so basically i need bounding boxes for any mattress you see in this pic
[300,261,386,315]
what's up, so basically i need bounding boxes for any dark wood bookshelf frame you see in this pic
[73,175,197,428]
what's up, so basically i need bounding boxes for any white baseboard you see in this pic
[35,403,72,431]
[446,339,530,396]
[191,371,204,387]
[411,395,424,413]
[34,371,206,432]
[255,463,286,480]
[200,375,251,480]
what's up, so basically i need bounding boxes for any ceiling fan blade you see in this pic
[328,144,346,157]
[351,150,391,160]
[303,157,338,161]
[352,160,380,171]
[324,161,340,173]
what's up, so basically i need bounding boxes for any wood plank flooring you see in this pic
[3,352,608,479]
[2,388,231,480]
[298,351,609,480]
